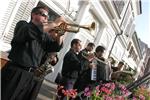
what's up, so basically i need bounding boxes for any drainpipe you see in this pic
[108,31,123,57]
[108,0,131,58]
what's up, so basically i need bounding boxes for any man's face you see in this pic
[32,9,49,25]
[118,64,124,69]
[87,46,94,52]
[96,51,104,58]
[73,42,82,53]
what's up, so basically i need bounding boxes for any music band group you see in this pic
[58,39,125,99]
[1,6,125,100]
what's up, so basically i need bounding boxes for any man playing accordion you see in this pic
[74,45,111,93]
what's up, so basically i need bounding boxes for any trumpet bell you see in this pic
[67,22,96,32]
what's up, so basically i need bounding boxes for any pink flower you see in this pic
[84,87,92,97]
[139,94,145,100]
[62,89,77,98]
[95,92,100,96]
[95,85,100,90]
[95,85,101,95]
[104,83,111,88]
[103,95,113,100]
[101,87,111,94]
[115,96,124,100]
[132,97,137,100]
[111,83,116,90]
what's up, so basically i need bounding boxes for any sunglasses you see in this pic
[36,12,49,18]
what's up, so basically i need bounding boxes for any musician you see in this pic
[1,6,67,100]
[80,42,95,55]
[107,57,116,67]
[78,42,95,73]
[111,61,124,72]
[61,39,82,90]
[74,45,106,94]
[111,61,125,80]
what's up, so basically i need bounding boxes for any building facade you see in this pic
[138,39,150,77]
[0,0,142,81]
[124,32,143,79]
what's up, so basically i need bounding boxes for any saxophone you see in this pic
[34,52,57,78]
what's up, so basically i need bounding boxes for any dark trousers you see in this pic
[1,62,43,100]
[74,69,92,92]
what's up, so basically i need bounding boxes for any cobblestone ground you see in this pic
[37,80,57,100]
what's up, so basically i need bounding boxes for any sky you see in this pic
[135,0,150,47]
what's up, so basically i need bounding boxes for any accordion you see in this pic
[91,59,111,81]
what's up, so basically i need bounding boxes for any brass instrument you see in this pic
[34,52,57,78]
[64,22,96,33]
[46,21,95,34]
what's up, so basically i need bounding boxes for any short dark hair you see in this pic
[31,6,49,14]
[31,6,49,19]
[71,39,81,47]
[95,45,105,53]
[87,42,95,47]
[118,61,124,65]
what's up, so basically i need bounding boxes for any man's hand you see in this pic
[43,16,67,33]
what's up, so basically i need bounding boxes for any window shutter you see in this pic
[0,1,16,38]
[2,0,36,44]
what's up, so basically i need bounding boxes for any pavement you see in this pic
[37,80,58,100]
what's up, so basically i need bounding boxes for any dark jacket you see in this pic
[111,67,120,72]
[9,21,62,68]
[78,48,91,73]
[61,49,81,79]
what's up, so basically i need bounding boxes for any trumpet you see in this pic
[46,21,95,34]
[65,22,96,33]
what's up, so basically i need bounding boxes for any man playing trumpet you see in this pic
[2,6,67,100]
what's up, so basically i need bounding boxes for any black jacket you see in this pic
[9,21,62,68]
[61,49,81,79]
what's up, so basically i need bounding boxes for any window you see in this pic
[129,46,133,57]
[127,42,131,51]
[124,17,133,36]
[112,0,125,16]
